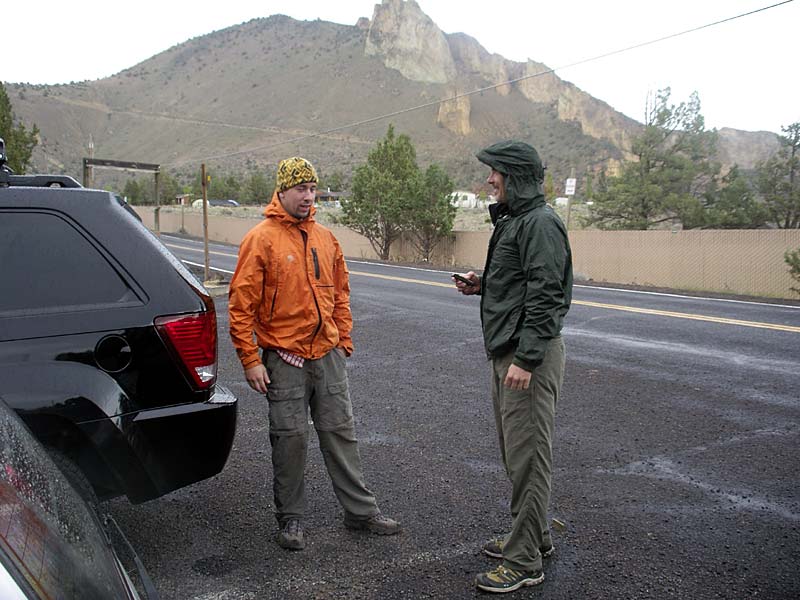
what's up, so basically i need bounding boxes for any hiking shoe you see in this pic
[482,537,505,558]
[277,519,304,550]
[343,513,401,535]
[482,537,554,559]
[475,565,544,593]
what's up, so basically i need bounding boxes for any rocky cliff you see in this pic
[447,33,513,96]
[716,127,780,170]
[365,0,456,84]
[437,88,472,136]
[365,0,641,148]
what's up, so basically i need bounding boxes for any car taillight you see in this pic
[155,310,217,390]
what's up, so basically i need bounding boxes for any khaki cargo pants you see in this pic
[491,336,565,573]
[263,348,380,525]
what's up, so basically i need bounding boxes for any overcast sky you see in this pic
[3,0,797,134]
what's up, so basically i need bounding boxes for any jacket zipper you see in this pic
[301,231,323,355]
[269,286,278,321]
[312,248,320,279]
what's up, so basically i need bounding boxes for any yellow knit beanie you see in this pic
[276,157,318,192]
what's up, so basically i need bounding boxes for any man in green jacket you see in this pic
[454,140,572,593]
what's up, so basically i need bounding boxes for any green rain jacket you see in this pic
[476,141,573,371]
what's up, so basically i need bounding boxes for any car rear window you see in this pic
[122,208,209,294]
[0,212,141,316]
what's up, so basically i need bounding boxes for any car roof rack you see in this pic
[0,171,83,188]
[0,136,82,188]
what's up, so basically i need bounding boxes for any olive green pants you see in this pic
[491,336,565,572]
[263,349,379,525]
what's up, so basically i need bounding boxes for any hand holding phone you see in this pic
[452,273,475,286]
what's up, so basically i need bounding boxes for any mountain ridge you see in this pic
[7,0,778,191]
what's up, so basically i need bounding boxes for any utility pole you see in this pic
[179,194,190,234]
[153,168,161,236]
[87,136,94,187]
[201,163,210,282]
[154,169,160,209]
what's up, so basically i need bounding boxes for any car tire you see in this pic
[48,449,101,511]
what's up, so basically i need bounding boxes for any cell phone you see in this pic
[452,273,475,286]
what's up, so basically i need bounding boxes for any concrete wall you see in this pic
[138,207,800,299]
[568,229,800,299]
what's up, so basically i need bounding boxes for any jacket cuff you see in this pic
[241,354,262,370]
[511,355,540,372]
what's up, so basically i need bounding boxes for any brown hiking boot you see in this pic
[343,513,401,535]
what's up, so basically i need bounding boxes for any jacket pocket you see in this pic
[314,283,335,318]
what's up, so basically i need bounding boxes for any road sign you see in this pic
[565,178,577,196]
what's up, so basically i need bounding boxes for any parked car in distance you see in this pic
[0,397,156,599]
[191,198,239,208]
[0,140,238,504]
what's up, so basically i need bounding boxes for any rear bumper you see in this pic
[131,385,238,501]
[80,385,238,503]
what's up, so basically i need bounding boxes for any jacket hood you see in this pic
[477,140,545,216]
[263,190,316,224]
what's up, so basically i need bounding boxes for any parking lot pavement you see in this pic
[108,288,800,599]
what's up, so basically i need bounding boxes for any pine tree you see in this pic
[703,166,768,229]
[588,89,718,229]
[756,122,800,229]
[786,248,800,295]
[0,82,39,174]
[408,164,455,262]
[341,125,420,260]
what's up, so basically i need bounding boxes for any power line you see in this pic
[165,0,793,168]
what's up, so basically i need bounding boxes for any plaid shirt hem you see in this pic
[276,349,305,368]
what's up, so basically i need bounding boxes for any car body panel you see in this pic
[0,399,141,599]
[0,184,237,503]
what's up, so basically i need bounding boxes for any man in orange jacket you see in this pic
[229,156,400,551]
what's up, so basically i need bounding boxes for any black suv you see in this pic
[0,139,237,503]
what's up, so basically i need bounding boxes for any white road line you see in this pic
[182,260,234,275]
[573,284,800,310]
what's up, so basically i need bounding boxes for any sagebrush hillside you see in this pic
[7,0,778,193]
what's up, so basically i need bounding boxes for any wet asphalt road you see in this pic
[108,239,800,599]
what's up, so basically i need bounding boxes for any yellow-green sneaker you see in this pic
[482,537,506,558]
[475,565,544,593]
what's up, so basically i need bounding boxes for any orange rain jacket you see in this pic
[228,192,354,370]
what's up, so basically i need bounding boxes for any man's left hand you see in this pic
[504,363,532,390]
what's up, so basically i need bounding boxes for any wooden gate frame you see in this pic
[82,158,161,206]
